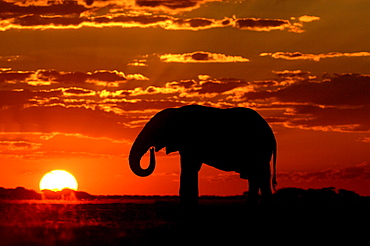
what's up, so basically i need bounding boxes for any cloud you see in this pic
[0,14,215,31]
[159,51,249,63]
[260,51,370,61]
[2,0,221,14]
[234,17,299,32]
[0,0,88,17]
[128,62,148,67]
[193,79,250,94]
[0,1,316,32]
[246,70,370,107]
[0,131,131,159]
[252,73,370,107]
[126,74,149,81]
[2,68,368,136]
[205,172,240,182]
[82,0,222,14]
[0,140,42,152]
[134,0,222,13]
[279,162,370,182]
[0,55,21,62]
[0,69,197,139]
[285,105,370,132]
[358,137,370,143]
[127,77,249,100]
[297,15,320,23]
[128,56,148,67]
[0,105,131,140]
[245,73,370,132]
[116,100,187,112]
[0,69,149,87]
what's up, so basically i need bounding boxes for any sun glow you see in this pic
[39,170,78,191]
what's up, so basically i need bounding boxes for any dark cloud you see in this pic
[167,80,197,89]
[84,0,94,5]
[192,80,249,94]
[0,140,41,152]
[261,51,370,61]
[0,70,32,83]
[236,18,288,29]
[136,0,198,9]
[173,17,213,28]
[279,162,370,182]
[13,14,86,27]
[127,77,249,98]
[117,100,187,111]
[0,90,27,107]
[248,73,370,107]
[160,51,249,63]
[64,88,93,95]
[245,73,370,131]
[272,70,312,79]
[0,89,64,109]
[288,105,370,132]
[93,15,170,26]
[0,1,311,32]
[0,105,129,139]
[234,17,300,32]
[191,52,209,61]
[0,69,127,85]
[0,0,87,19]
[2,69,368,135]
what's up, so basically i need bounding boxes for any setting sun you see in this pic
[39,170,78,192]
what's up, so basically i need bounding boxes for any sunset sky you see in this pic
[0,0,369,196]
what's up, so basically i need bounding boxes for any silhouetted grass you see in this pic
[1,188,369,245]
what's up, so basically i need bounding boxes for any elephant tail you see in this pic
[272,137,277,191]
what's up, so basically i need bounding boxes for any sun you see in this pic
[39,170,78,191]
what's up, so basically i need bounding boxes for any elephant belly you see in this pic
[204,158,251,180]
[203,153,247,173]
[202,148,271,178]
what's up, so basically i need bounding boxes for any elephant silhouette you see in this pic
[129,105,277,205]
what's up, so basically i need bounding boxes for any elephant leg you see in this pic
[260,162,272,198]
[247,179,260,205]
[179,153,202,207]
[248,162,272,204]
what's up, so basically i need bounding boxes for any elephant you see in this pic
[128,105,277,205]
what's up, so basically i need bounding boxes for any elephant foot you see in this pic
[180,197,199,210]
[246,195,259,206]
[179,202,199,224]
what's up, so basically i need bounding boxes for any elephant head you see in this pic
[128,108,178,177]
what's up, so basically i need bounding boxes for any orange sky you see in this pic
[0,0,369,196]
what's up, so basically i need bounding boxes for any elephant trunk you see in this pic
[129,141,156,177]
[128,108,174,177]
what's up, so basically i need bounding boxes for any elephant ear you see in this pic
[164,119,180,154]
[163,109,182,155]
[166,143,178,154]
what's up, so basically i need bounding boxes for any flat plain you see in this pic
[1,190,369,245]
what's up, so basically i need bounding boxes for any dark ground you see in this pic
[0,188,369,245]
